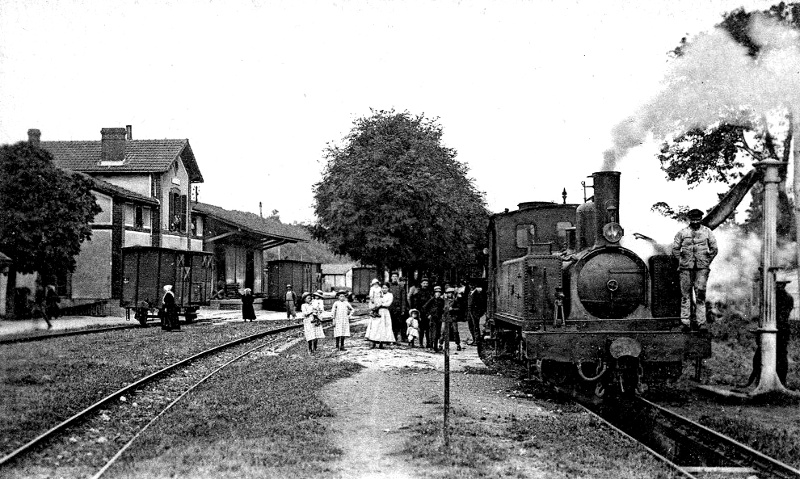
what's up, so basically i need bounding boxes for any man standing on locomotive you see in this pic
[672,208,718,331]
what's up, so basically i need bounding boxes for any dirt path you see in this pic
[321,320,549,478]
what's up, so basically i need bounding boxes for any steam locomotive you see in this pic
[487,171,711,398]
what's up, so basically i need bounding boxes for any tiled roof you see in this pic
[72,171,158,205]
[41,139,203,183]
[192,202,309,242]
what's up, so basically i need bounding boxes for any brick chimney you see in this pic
[126,125,132,140]
[100,127,127,163]
[27,129,41,147]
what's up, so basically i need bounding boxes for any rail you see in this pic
[0,320,326,472]
[579,396,800,479]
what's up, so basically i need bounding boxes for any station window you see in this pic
[516,224,535,248]
[124,204,135,227]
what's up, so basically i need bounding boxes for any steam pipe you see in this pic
[575,361,607,382]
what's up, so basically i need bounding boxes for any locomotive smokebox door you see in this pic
[609,337,642,359]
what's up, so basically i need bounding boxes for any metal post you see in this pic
[752,159,787,394]
[443,318,450,448]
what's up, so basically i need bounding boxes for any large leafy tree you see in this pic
[657,2,798,239]
[0,141,100,315]
[313,109,488,275]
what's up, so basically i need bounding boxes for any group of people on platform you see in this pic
[288,273,487,356]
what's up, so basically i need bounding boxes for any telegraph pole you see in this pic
[443,316,450,448]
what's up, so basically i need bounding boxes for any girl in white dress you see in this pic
[301,292,325,355]
[367,283,395,348]
[331,290,354,351]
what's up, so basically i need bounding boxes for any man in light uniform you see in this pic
[671,208,718,331]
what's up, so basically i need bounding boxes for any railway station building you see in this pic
[7,127,306,317]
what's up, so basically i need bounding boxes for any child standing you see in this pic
[331,290,354,351]
[406,309,420,347]
[301,292,325,355]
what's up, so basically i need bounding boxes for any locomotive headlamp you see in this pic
[602,222,624,243]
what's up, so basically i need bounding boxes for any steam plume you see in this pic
[602,14,800,171]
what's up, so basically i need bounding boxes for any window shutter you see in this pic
[180,195,188,232]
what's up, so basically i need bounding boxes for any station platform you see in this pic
[0,307,313,340]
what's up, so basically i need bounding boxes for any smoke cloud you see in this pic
[602,14,800,170]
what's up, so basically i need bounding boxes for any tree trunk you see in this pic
[5,264,16,320]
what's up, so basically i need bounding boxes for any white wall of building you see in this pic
[125,230,151,247]
[71,229,112,299]
[95,174,151,198]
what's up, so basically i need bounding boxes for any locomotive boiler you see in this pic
[488,171,711,398]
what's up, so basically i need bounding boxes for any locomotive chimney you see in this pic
[592,171,621,244]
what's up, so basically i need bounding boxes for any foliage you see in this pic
[656,2,798,237]
[0,141,100,280]
[313,109,488,273]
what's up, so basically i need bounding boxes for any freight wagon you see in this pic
[121,246,215,325]
[265,260,322,310]
[351,267,379,302]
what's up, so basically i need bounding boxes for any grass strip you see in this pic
[0,321,296,453]
[699,414,800,469]
[110,350,363,478]
[403,409,679,479]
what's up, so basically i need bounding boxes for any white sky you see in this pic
[0,0,779,244]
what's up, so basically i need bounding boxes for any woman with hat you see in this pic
[301,292,325,355]
[366,282,396,348]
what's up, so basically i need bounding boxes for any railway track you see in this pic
[0,322,158,345]
[579,395,800,479]
[0,320,322,478]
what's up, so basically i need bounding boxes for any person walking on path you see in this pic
[331,290,354,351]
[160,285,179,331]
[301,292,325,355]
[672,208,718,331]
[285,284,298,320]
[241,288,256,322]
[367,282,395,349]
[33,284,52,329]
[467,280,486,346]
[409,277,434,348]
[44,284,60,323]
[388,272,408,342]
[423,286,445,352]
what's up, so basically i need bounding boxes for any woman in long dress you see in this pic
[366,283,395,348]
[241,288,256,322]
[301,292,325,355]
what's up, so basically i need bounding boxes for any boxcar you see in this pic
[351,267,378,302]
[265,260,322,310]
[121,246,215,325]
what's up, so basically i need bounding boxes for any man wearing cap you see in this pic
[672,208,718,331]
[285,285,297,320]
[423,286,445,352]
